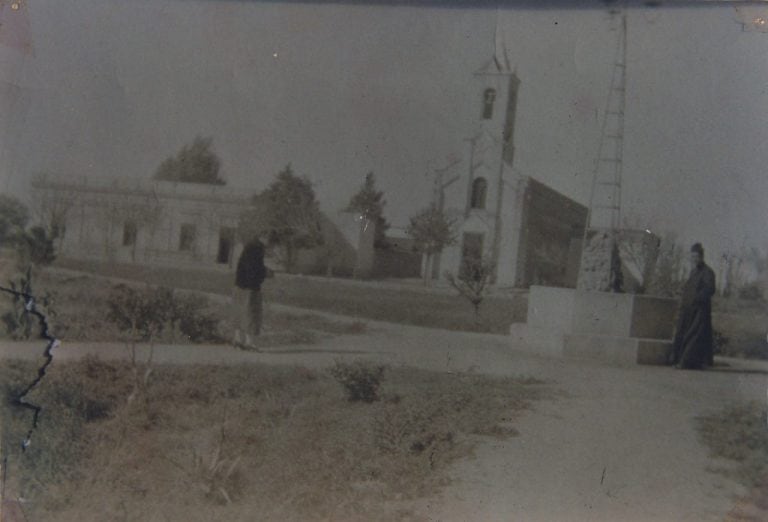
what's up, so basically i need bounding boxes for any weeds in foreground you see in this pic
[1,267,58,340]
[1,360,545,522]
[696,401,768,486]
[329,360,386,402]
[166,414,244,506]
[4,269,368,347]
[697,401,768,520]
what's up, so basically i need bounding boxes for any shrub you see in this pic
[712,327,768,360]
[18,226,56,267]
[107,284,223,344]
[0,358,133,507]
[738,340,768,360]
[739,282,765,302]
[1,268,57,340]
[184,425,244,505]
[106,284,169,342]
[696,401,768,487]
[328,360,385,403]
[446,256,495,327]
[172,293,223,343]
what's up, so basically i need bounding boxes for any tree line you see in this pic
[153,136,459,277]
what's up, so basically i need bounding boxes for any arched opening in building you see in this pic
[470,177,488,209]
[482,88,496,119]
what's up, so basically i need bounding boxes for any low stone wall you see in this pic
[512,285,678,365]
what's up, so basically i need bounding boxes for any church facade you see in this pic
[29,45,587,288]
[434,45,588,288]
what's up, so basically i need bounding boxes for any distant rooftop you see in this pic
[31,173,254,206]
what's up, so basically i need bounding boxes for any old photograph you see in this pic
[1,0,767,520]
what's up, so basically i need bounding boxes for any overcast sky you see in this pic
[1,0,767,261]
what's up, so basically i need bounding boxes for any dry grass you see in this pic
[0,358,546,522]
[0,268,366,347]
[696,401,768,521]
[53,258,527,333]
[712,297,768,360]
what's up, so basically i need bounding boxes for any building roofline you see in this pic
[30,174,254,206]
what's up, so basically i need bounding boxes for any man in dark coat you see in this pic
[233,237,267,349]
[671,242,716,369]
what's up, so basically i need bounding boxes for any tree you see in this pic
[240,164,323,272]
[153,136,225,185]
[346,172,390,248]
[616,217,662,294]
[735,246,768,301]
[647,233,685,297]
[446,256,495,328]
[0,195,55,268]
[106,284,171,423]
[18,226,55,267]
[406,205,457,286]
[0,194,30,246]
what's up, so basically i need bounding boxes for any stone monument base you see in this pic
[509,286,677,366]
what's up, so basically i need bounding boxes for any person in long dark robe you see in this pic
[233,238,267,349]
[671,243,716,369]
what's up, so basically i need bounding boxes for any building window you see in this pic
[470,177,488,209]
[179,223,196,251]
[122,220,137,246]
[482,88,496,119]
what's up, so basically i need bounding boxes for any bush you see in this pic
[0,358,133,507]
[712,328,768,360]
[696,401,768,487]
[1,268,57,340]
[446,256,495,327]
[18,226,56,267]
[107,284,223,343]
[106,284,169,342]
[738,340,768,360]
[328,360,385,403]
[739,282,765,302]
[172,293,223,343]
[0,195,56,268]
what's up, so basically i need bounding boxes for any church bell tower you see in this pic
[460,32,520,281]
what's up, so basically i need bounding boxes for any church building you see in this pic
[434,42,588,289]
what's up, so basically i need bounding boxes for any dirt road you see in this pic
[2,315,766,522]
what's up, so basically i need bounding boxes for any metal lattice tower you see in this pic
[586,10,628,230]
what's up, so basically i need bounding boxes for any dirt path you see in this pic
[3,268,767,521]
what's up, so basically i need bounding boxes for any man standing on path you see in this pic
[671,242,716,369]
[233,236,268,349]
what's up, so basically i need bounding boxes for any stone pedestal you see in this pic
[510,285,677,365]
[578,228,661,293]
[577,229,619,292]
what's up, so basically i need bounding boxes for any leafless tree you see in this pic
[616,217,661,293]
[407,205,457,286]
[646,232,686,297]
[446,257,495,328]
[33,185,79,251]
